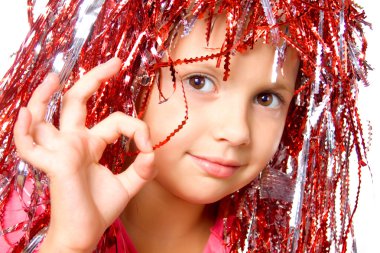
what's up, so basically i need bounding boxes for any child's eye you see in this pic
[254,92,282,108]
[185,75,215,92]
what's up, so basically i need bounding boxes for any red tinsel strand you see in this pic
[341,164,362,253]
[152,63,189,150]
[154,51,228,69]
[27,0,34,26]
[137,81,154,120]
[126,62,189,156]
[205,1,217,46]
[221,9,236,81]
[338,97,366,251]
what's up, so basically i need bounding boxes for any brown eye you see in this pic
[189,76,205,89]
[186,75,215,92]
[255,93,281,108]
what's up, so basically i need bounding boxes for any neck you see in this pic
[121,180,216,252]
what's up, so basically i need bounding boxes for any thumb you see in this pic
[116,152,155,200]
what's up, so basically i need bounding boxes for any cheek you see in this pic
[251,114,287,159]
[143,86,189,144]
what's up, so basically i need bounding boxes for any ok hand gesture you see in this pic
[14,58,155,252]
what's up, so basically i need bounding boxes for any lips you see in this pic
[189,153,243,178]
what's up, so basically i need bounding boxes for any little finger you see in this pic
[14,108,55,174]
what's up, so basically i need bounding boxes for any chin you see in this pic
[173,184,235,205]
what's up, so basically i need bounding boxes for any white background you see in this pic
[0,1,379,252]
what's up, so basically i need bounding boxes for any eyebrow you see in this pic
[176,58,224,75]
[265,81,295,95]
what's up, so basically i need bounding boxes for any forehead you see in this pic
[169,15,299,86]
[170,15,226,59]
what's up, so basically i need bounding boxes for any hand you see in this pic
[13,58,155,252]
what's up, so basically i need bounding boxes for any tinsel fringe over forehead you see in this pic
[0,0,370,252]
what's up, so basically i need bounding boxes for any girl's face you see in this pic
[142,17,299,204]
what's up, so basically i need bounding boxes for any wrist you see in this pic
[39,230,96,253]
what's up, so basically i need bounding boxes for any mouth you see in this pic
[188,153,243,179]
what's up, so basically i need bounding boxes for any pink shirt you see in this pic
[110,218,229,253]
[1,190,229,252]
[0,179,229,252]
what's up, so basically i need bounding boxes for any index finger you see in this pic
[60,57,122,130]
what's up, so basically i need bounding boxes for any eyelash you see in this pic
[183,73,285,108]
[254,91,284,108]
[183,74,216,93]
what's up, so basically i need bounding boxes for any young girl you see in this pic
[0,0,370,252]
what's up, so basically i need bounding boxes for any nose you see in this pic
[212,97,251,146]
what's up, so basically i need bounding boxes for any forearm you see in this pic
[39,233,94,253]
